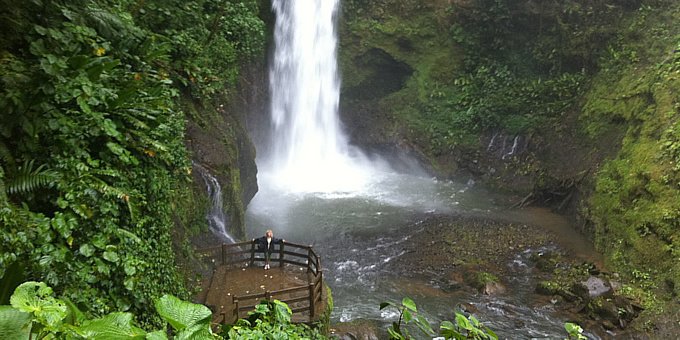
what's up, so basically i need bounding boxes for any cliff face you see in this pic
[185,62,266,240]
[337,0,680,329]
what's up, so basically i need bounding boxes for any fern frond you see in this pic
[6,160,60,195]
[0,165,7,204]
[90,168,121,178]
[81,174,137,222]
[0,141,16,169]
[83,2,143,42]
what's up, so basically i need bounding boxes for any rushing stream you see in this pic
[248,0,599,338]
[246,174,600,339]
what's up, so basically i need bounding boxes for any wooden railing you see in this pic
[199,240,324,322]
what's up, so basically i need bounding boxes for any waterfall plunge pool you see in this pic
[245,171,600,339]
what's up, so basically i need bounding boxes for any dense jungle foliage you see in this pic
[1,0,679,336]
[340,0,670,150]
[0,0,264,327]
[339,0,680,327]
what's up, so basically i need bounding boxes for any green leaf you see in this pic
[103,250,120,263]
[101,118,122,139]
[379,302,392,310]
[455,313,472,330]
[62,297,87,326]
[0,306,32,340]
[79,244,95,257]
[440,320,455,331]
[387,327,404,340]
[78,312,146,339]
[484,326,499,340]
[154,295,211,331]
[10,282,67,330]
[401,297,416,312]
[272,300,292,324]
[564,322,581,334]
[76,96,92,114]
[175,322,214,340]
[145,330,168,340]
[564,322,586,340]
[116,228,142,244]
[403,309,412,323]
[6,160,59,195]
[415,314,434,335]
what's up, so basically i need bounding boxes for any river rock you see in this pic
[482,281,507,295]
[589,296,619,321]
[330,319,380,340]
[457,302,479,314]
[580,276,612,298]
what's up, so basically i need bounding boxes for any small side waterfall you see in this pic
[264,0,374,193]
[194,164,236,243]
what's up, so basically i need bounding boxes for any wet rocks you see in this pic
[463,269,506,295]
[579,276,612,298]
[530,253,644,335]
[481,281,507,295]
[329,319,380,340]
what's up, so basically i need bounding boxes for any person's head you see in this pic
[265,229,273,238]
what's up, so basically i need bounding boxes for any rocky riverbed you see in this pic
[331,211,651,339]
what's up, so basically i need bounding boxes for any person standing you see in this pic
[253,229,284,270]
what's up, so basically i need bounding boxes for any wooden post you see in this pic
[279,242,285,268]
[233,297,239,321]
[308,283,315,318]
[307,248,313,273]
[221,243,226,265]
[316,254,321,274]
[249,240,255,266]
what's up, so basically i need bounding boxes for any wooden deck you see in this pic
[196,241,327,324]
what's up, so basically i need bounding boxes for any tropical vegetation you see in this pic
[0,0,264,327]
[1,0,679,337]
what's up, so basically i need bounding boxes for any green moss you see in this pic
[536,280,561,296]
[583,3,680,302]
[464,270,499,291]
[315,285,334,336]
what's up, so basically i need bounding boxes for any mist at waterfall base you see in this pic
[246,0,585,338]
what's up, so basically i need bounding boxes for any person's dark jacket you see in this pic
[254,236,283,253]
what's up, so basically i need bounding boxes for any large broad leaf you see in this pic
[175,322,214,340]
[145,330,169,340]
[78,312,146,339]
[62,297,87,326]
[9,281,67,330]
[271,300,292,324]
[0,306,32,340]
[154,295,211,331]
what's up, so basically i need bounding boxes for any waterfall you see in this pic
[264,0,374,193]
[194,164,236,243]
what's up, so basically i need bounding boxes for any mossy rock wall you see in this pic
[184,63,266,241]
[581,4,680,298]
[338,0,680,318]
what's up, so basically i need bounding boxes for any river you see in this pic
[245,171,601,339]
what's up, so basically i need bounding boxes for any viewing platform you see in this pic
[197,241,328,324]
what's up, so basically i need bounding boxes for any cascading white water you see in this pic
[194,164,236,243]
[265,0,374,193]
